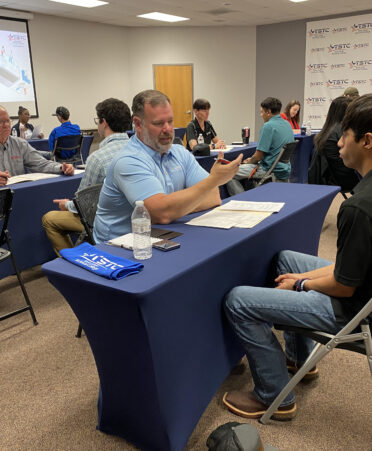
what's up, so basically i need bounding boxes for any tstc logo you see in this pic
[354,42,369,49]
[328,43,351,53]
[305,97,327,106]
[307,63,328,73]
[326,79,349,88]
[331,63,346,70]
[310,81,324,87]
[351,22,372,33]
[352,79,367,85]
[349,60,372,70]
[308,27,330,38]
[332,27,347,33]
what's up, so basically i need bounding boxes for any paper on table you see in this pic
[219,200,284,213]
[73,169,85,174]
[30,124,43,139]
[7,173,60,184]
[186,208,272,229]
[211,144,245,155]
[107,233,163,250]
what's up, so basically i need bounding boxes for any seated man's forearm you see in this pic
[305,273,355,297]
[144,176,221,224]
[302,264,335,279]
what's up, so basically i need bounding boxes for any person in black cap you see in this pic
[48,106,81,156]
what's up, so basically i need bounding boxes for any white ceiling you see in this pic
[0,0,371,28]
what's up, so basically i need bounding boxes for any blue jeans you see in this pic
[224,250,345,406]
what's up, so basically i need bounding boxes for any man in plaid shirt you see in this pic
[42,98,131,256]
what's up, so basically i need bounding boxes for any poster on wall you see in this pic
[303,13,372,129]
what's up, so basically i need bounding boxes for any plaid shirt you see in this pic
[66,132,129,213]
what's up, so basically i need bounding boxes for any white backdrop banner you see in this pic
[303,14,372,129]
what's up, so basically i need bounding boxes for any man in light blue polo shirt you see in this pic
[94,89,243,243]
[227,97,294,195]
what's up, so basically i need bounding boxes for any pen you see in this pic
[214,158,231,165]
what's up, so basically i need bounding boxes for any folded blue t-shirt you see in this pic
[60,243,143,280]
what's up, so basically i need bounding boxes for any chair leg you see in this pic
[6,232,38,325]
[260,343,328,424]
[76,323,83,338]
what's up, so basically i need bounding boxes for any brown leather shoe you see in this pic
[286,359,319,381]
[222,390,297,421]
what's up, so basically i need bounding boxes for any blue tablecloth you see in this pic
[42,183,339,451]
[1,174,83,279]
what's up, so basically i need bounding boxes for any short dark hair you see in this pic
[18,106,28,116]
[96,98,131,133]
[193,98,211,110]
[261,97,282,115]
[132,90,170,119]
[342,93,372,141]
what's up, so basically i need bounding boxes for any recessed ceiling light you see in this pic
[137,12,190,23]
[49,0,108,7]
[289,0,308,2]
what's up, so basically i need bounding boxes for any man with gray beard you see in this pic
[93,89,242,243]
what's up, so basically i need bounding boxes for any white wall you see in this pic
[23,16,256,144]
[127,26,257,144]
[26,14,130,135]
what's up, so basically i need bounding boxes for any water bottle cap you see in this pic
[135,200,144,206]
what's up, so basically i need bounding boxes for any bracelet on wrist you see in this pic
[293,278,309,292]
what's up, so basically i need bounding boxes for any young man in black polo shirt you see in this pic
[222,94,372,421]
[186,98,226,152]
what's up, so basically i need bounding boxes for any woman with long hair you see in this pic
[280,100,301,130]
[313,96,359,191]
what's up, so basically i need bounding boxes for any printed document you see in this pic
[30,124,43,139]
[219,200,285,213]
[7,173,60,184]
[186,208,272,229]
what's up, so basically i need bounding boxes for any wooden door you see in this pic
[154,64,193,128]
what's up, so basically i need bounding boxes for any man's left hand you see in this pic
[215,140,226,149]
[53,198,70,211]
[61,163,74,175]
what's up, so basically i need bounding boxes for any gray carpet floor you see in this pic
[1,193,371,450]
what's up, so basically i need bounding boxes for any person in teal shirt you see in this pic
[227,97,294,195]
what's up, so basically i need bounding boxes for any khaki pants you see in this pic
[42,210,84,256]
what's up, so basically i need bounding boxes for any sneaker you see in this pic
[222,391,297,421]
[286,359,319,381]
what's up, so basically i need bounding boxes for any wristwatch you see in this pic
[211,143,215,149]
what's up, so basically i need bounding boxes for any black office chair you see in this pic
[72,183,103,337]
[52,134,83,166]
[260,297,372,424]
[0,188,38,325]
[253,141,298,187]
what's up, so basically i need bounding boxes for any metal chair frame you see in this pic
[260,298,372,424]
[253,141,298,187]
[0,188,38,325]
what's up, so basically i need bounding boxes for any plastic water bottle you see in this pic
[131,200,152,260]
[12,128,17,137]
[306,121,312,136]
[197,133,204,144]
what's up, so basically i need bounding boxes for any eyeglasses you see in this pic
[94,117,101,125]
[0,119,11,126]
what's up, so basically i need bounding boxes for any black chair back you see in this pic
[73,184,103,245]
[53,134,83,165]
